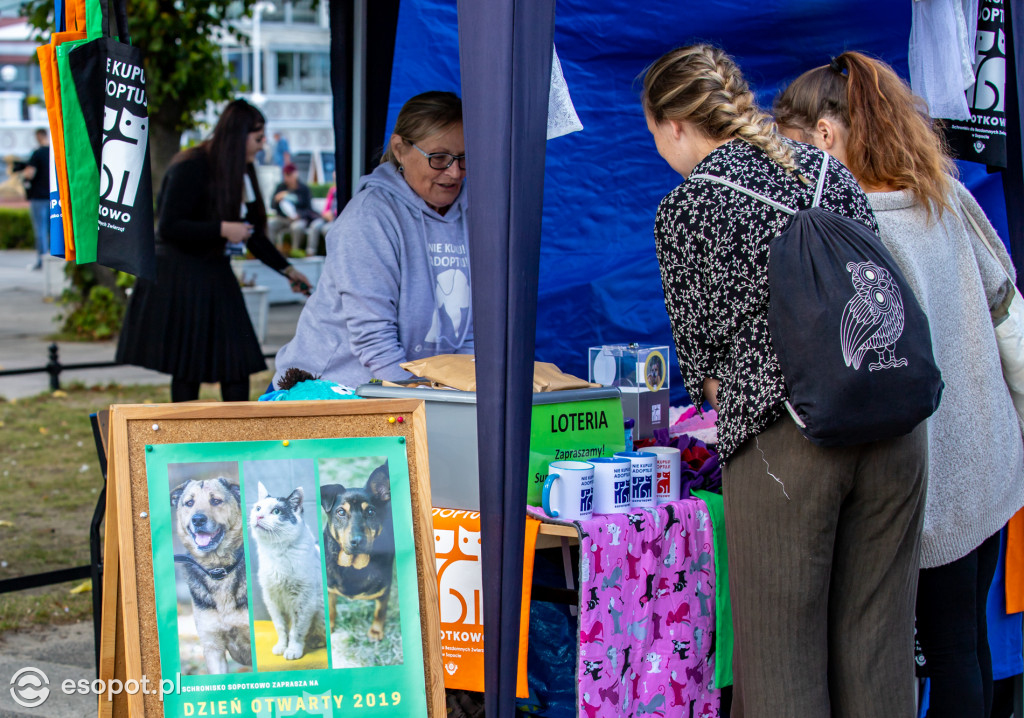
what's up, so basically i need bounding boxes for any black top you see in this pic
[116,151,290,382]
[158,152,288,271]
[25,146,49,200]
[270,180,318,222]
[653,139,878,460]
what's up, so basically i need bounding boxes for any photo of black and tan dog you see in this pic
[170,475,252,675]
[320,461,396,649]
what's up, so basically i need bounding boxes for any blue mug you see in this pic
[542,460,595,520]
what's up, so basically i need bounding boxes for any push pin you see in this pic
[140,512,148,519]
[283,440,290,447]
[396,416,404,424]
[151,423,160,431]
[387,416,396,424]
[146,445,153,452]
[398,436,406,444]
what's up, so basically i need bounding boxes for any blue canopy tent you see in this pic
[386,0,1019,404]
[331,1,1024,715]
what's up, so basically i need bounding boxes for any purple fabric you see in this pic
[642,432,722,495]
[529,500,721,717]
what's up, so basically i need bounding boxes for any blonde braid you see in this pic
[707,50,798,174]
[643,44,799,175]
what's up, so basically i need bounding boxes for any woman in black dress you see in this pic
[117,99,310,401]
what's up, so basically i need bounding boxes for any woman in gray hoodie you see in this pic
[274,91,472,388]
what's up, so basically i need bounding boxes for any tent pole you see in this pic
[457,1,556,715]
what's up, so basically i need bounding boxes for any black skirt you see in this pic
[116,245,266,382]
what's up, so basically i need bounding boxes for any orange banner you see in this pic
[432,508,538,697]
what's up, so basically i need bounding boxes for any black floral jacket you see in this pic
[653,138,878,460]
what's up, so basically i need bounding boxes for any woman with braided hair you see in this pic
[777,52,1024,718]
[643,44,928,717]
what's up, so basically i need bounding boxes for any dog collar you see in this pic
[173,548,245,581]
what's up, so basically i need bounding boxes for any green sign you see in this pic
[145,437,429,717]
[527,398,626,506]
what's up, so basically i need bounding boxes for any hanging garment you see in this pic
[909,0,978,120]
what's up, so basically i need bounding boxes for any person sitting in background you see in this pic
[312,173,340,256]
[268,163,325,254]
[272,90,471,390]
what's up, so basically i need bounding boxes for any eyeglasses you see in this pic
[411,143,466,171]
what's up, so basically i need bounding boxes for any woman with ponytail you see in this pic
[643,45,928,717]
[776,51,1024,718]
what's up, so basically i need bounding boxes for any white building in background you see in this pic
[0,15,49,166]
[211,0,335,183]
[0,0,334,182]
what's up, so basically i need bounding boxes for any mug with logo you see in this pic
[614,450,657,509]
[648,446,682,503]
[542,460,595,521]
[590,456,632,514]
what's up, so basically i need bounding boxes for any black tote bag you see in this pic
[67,0,155,279]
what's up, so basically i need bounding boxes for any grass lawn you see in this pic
[0,372,274,634]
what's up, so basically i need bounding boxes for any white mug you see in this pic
[590,457,632,514]
[614,451,657,509]
[648,446,682,503]
[542,460,595,520]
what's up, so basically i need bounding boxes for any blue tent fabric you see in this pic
[389,0,1017,405]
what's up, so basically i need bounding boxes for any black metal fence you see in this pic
[0,342,277,390]
[0,343,118,391]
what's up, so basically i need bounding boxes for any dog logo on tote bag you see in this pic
[100,106,148,207]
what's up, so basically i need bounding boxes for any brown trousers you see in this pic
[724,417,927,718]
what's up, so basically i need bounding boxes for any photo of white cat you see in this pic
[243,459,328,672]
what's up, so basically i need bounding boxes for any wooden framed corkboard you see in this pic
[99,400,443,718]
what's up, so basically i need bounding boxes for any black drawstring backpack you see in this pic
[690,153,944,446]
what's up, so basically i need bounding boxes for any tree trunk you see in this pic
[149,105,184,196]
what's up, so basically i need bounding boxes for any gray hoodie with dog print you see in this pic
[273,162,472,389]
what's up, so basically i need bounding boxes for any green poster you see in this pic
[144,437,429,717]
[527,398,626,506]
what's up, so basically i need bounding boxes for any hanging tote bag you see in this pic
[57,34,98,264]
[691,153,944,446]
[36,0,86,259]
[67,0,155,279]
[961,203,1024,429]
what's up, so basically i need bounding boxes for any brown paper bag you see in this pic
[401,354,478,391]
[400,355,596,392]
[532,361,597,392]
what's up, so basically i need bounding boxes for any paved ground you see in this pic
[0,623,97,718]
[0,249,304,400]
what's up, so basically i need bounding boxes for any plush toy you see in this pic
[258,367,358,402]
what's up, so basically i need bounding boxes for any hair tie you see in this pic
[829,57,844,74]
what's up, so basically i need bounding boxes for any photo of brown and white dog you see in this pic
[170,476,252,675]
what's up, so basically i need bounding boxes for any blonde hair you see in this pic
[774,51,955,217]
[381,91,463,167]
[642,44,798,174]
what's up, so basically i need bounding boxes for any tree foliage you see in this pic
[22,0,256,185]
